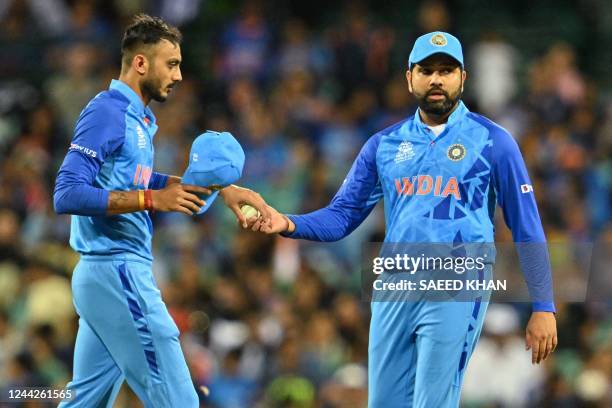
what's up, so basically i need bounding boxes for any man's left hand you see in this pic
[525,311,557,364]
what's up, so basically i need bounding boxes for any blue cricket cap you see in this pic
[182,130,245,215]
[409,31,464,68]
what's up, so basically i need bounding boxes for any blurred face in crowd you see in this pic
[137,39,182,103]
[406,53,466,116]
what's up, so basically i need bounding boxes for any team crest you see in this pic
[395,141,415,163]
[447,143,466,161]
[430,33,447,47]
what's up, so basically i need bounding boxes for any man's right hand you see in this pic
[152,183,211,215]
[248,205,295,234]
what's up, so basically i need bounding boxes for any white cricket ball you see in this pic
[240,204,260,219]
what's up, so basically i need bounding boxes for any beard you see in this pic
[141,76,167,103]
[413,82,463,116]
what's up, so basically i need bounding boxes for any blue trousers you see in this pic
[368,272,488,407]
[59,257,198,408]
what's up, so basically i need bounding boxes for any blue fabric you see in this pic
[54,151,111,215]
[59,258,198,407]
[286,101,555,312]
[409,31,464,68]
[53,79,159,262]
[472,113,554,312]
[53,90,127,214]
[368,272,488,407]
[149,172,169,190]
[182,130,245,215]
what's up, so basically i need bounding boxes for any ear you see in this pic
[405,69,413,94]
[461,70,467,93]
[132,54,148,76]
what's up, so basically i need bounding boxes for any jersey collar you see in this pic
[109,79,156,125]
[413,100,469,133]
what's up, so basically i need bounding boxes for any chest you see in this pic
[376,125,492,199]
[118,114,157,188]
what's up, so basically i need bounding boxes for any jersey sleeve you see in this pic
[491,129,555,312]
[53,99,126,215]
[148,172,169,189]
[282,133,383,242]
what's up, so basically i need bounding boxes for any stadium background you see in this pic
[0,0,610,406]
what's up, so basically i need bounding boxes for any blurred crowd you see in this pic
[0,0,610,407]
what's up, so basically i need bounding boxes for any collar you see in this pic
[109,79,155,122]
[413,100,469,133]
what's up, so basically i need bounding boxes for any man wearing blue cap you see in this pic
[53,14,269,408]
[250,31,557,407]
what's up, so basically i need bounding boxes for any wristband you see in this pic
[144,189,154,211]
[138,190,145,211]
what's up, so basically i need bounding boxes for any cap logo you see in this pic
[430,33,447,47]
[192,153,199,162]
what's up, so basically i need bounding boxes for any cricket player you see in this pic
[53,14,269,407]
[250,32,557,407]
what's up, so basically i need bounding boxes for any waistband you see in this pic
[79,253,153,266]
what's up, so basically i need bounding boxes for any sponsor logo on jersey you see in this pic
[69,143,97,158]
[430,33,447,47]
[136,125,147,149]
[520,184,533,193]
[395,175,461,199]
[447,143,466,161]
[395,141,415,163]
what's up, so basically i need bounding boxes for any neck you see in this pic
[419,102,459,126]
[118,72,149,106]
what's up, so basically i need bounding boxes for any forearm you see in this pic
[281,206,357,242]
[516,243,556,312]
[107,190,149,215]
[166,175,181,185]
[54,183,109,216]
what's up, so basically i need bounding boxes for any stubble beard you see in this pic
[141,75,167,103]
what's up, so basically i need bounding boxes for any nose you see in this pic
[428,71,443,87]
[173,67,182,82]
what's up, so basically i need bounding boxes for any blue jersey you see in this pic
[285,102,554,311]
[54,80,168,262]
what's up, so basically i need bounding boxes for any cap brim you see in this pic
[181,171,221,216]
[411,51,463,68]
[195,190,219,215]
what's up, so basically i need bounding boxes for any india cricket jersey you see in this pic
[54,80,198,407]
[285,101,554,312]
[54,79,160,261]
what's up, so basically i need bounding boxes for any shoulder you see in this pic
[366,115,415,150]
[465,112,519,156]
[77,90,130,131]
[373,115,415,140]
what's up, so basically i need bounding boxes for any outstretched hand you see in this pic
[525,311,557,364]
[247,205,294,234]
